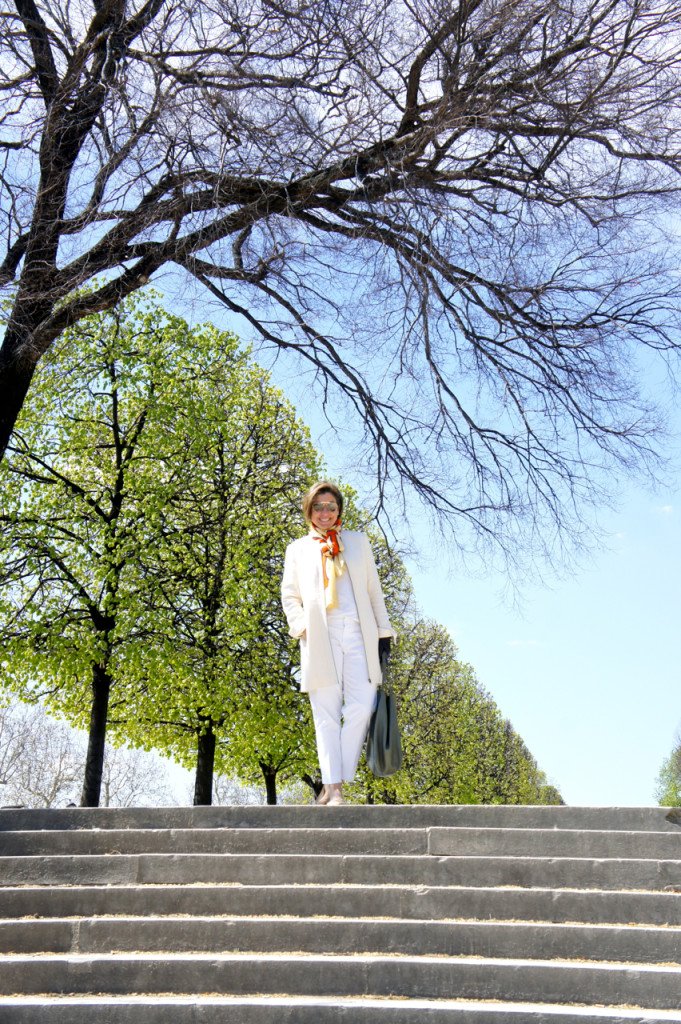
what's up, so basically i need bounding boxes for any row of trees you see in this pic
[350,616,561,807]
[0,292,318,805]
[0,295,561,807]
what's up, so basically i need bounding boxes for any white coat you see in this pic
[281,530,395,692]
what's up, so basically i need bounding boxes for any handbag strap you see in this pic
[379,651,393,694]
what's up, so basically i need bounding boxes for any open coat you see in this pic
[281,530,395,692]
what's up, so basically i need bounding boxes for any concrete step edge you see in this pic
[3,883,679,926]
[3,951,680,1009]
[1,806,679,834]
[2,853,679,893]
[3,916,679,964]
[1,994,681,1022]
[3,825,679,859]
[4,913,681,931]
[3,950,681,969]
[2,852,679,864]
[2,825,677,837]
[2,881,678,895]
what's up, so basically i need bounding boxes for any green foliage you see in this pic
[0,292,180,724]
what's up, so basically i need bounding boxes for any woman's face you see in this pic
[310,490,340,532]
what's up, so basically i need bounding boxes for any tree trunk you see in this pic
[194,727,216,805]
[0,327,40,462]
[301,773,323,800]
[260,763,278,805]
[80,663,112,807]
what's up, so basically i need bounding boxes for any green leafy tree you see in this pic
[0,293,317,805]
[656,738,681,807]
[216,672,318,806]
[125,359,320,804]
[0,294,176,804]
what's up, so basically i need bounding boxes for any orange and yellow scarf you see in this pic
[311,523,346,610]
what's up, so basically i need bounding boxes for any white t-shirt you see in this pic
[326,564,359,620]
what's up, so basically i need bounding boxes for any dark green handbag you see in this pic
[366,652,403,777]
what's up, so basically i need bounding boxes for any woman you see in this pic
[281,481,395,805]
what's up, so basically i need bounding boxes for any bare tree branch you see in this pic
[2,0,681,565]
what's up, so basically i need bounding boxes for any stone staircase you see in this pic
[0,804,680,1022]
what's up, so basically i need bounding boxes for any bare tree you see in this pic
[2,0,681,562]
[96,743,178,807]
[0,703,83,806]
[211,774,307,806]
[0,701,178,806]
[211,775,267,807]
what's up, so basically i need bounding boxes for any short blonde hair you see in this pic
[302,481,343,524]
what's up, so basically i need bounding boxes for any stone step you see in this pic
[2,915,680,964]
[3,883,681,926]
[1,825,679,859]
[2,995,681,1024]
[2,952,681,1010]
[1,804,679,833]
[428,826,681,859]
[2,851,680,890]
[0,827,427,856]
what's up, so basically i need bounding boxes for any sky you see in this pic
[167,278,681,809]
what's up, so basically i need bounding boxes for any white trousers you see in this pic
[308,615,377,784]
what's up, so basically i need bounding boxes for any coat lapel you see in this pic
[341,532,362,590]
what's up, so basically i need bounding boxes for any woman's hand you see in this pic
[378,636,391,660]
